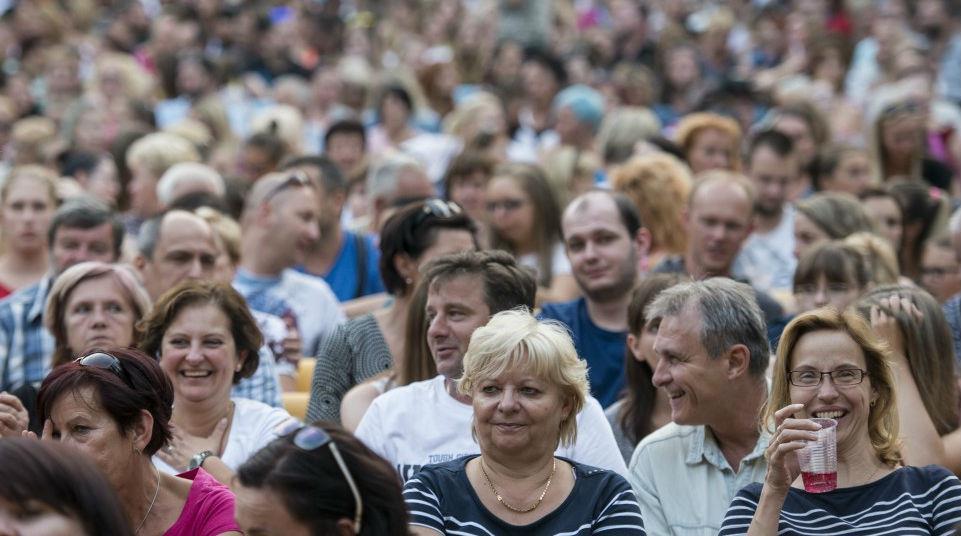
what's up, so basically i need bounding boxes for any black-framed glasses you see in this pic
[76,352,133,388]
[264,171,313,203]
[788,368,867,388]
[276,422,362,533]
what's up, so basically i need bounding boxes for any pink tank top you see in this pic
[164,468,240,536]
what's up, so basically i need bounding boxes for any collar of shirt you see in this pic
[686,425,770,472]
[26,276,53,324]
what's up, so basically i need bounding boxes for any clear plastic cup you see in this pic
[796,418,837,493]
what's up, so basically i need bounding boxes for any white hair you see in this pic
[156,162,225,207]
[366,152,425,202]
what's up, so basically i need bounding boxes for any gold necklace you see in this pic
[479,457,556,514]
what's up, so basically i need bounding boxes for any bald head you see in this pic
[563,190,642,239]
[135,210,218,299]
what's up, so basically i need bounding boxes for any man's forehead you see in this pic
[427,274,485,303]
[56,222,113,242]
[562,194,624,234]
[157,213,215,248]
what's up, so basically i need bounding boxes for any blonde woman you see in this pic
[404,309,645,535]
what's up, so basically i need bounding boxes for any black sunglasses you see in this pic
[264,171,313,203]
[276,422,363,533]
[75,352,134,388]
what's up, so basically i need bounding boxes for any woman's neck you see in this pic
[836,437,891,487]
[0,248,48,274]
[172,396,232,437]
[116,457,159,530]
[482,449,555,484]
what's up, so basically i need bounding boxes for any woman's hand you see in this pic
[0,392,29,438]
[20,419,53,441]
[869,294,923,361]
[764,404,820,494]
[156,418,228,471]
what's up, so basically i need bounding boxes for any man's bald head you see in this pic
[562,189,642,239]
[135,210,219,299]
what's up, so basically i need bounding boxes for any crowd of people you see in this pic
[1,0,961,534]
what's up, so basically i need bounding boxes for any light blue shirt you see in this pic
[628,422,769,536]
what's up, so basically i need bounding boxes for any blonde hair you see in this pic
[596,107,661,166]
[765,308,901,466]
[196,207,241,265]
[458,309,589,448]
[612,153,693,255]
[843,232,900,285]
[250,105,305,156]
[126,132,200,179]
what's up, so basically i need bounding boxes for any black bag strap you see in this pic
[353,232,367,299]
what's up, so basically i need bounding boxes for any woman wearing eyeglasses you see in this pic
[486,163,579,306]
[138,281,297,483]
[307,199,477,425]
[404,310,645,535]
[0,261,151,438]
[234,422,408,535]
[719,308,961,535]
[34,348,241,535]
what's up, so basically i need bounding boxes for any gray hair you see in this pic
[366,153,424,202]
[156,162,225,207]
[645,278,770,376]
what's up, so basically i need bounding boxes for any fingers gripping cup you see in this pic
[797,418,838,493]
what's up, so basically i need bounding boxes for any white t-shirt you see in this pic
[733,204,796,293]
[354,375,628,482]
[516,242,572,280]
[153,398,298,475]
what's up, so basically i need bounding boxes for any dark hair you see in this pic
[793,240,871,291]
[522,47,567,86]
[423,250,537,314]
[38,347,174,457]
[60,149,104,177]
[378,84,414,116]
[888,180,948,279]
[442,151,496,199]
[138,280,262,383]
[236,423,409,536]
[323,119,366,149]
[610,190,643,237]
[398,277,436,386]
[244,131,287,168]
[746,128,794,163]
[0,438,133,535]
[48,198,124,260]
[282,154,347,194]
[619,274,686,446]
[378,200,478,295]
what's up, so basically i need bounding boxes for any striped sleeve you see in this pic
[717,485,761,535]
[929,471,961,535]
[593,474,647,534]
[403,471,445,532]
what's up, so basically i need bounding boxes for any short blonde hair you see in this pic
[126,132,200,179]
[765,308,901,467]
[612,153,693,255]
[458,309,588,448]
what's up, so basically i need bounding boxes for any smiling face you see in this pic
[651,305,731,425]
[563,193,641,302]
[788,329,876,453]
[685,180,753,277]
[471,366,571,456]
[426,274,491,379]
[63,275,137,357]
[159,303,242,405]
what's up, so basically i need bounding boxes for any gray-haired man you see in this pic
[627,278,770,535]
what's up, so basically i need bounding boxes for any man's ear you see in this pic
[726,344,752,379]
[633,227,652,256]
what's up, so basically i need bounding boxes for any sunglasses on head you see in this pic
[276,422,363,533]
[413,199,463,226]
[75,352,134,388]
[264,171,313,203]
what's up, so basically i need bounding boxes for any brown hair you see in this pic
[138,280,262,383]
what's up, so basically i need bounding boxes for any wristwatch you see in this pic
[188,450,215,471]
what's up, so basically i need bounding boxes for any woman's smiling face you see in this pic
[788,329,877,452]
[159,303,242,405]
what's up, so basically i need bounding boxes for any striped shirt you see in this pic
[404,455,646,535]
[718,465,961,535]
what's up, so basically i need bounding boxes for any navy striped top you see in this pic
[719,465,961,535]
[403,455,646,535]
